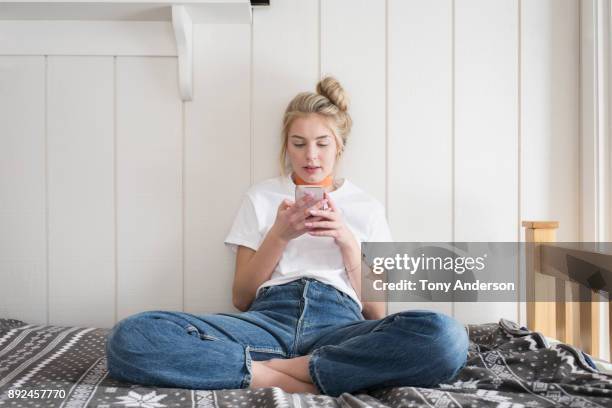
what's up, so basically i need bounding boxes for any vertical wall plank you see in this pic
[321,0,386,206]
[116,57,183,320]
[252,0,319,182]
[521,0,580,329]
[184,24,251,314]
[579,0,598,243]
[388,0,453,316]
[521,0,579,243]
[0,56,46,325]
[454,0,519,324]
[47,56,115,328]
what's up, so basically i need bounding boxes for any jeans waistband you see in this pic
[272,277,330,289]
[285,277,340,293]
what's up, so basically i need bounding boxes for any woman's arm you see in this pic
[232,230,288,311]
[341,241,386,320]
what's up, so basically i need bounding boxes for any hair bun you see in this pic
[316,76,349,112]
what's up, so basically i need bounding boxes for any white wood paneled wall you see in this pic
[184,24,251,315]
[47,56,115,328]
[0,0,580,328]
[115,57,183,321]
[454,0,519,324]
[522,0,579,244]
[0,57,46,325]
[388,0,453,316]
[520,0,580,329]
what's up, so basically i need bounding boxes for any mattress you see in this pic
[0,317,610,407]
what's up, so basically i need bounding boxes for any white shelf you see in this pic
[0,0,254,101]
[0,1,252,23]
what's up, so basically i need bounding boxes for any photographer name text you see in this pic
[372,279,515,292]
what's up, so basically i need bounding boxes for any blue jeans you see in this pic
[105,277,468,397]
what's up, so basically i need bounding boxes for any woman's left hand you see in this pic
[304,192,358,250]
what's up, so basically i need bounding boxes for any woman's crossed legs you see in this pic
[105,309,468,397]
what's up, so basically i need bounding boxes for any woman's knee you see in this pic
[393,310,468,384]
[424,312,469,384]
[105,312,166,376]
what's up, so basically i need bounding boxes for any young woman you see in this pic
[105,76,469,397]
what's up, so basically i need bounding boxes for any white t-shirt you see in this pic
[224,173,393,311]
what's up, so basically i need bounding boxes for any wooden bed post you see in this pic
[522,221,559,340]
[523,220,606,360]
[579,288,601,358]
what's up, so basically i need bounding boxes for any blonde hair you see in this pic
[279,76,353,177]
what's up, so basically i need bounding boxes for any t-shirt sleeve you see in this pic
[367,204,393,242]
[224,194,264,253]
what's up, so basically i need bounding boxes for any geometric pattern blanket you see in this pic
[0,317,610,407]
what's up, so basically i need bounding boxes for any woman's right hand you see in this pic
[270,193,328,243]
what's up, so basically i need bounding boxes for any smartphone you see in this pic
[295,185,328,210]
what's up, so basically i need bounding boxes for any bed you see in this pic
[1,221,611,408]
[0,317,610,407]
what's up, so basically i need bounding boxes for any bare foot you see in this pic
[249,361,319,394]
[261,355,313,384]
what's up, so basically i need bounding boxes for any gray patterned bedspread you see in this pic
[0,318,610,407]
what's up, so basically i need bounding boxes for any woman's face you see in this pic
[286,114,339,183]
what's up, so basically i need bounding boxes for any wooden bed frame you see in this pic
[523,221,611,361]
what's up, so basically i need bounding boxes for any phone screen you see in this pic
[295,186,328,210]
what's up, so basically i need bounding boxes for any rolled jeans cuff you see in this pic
[241,345,253,389]
[308,349,331,396]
